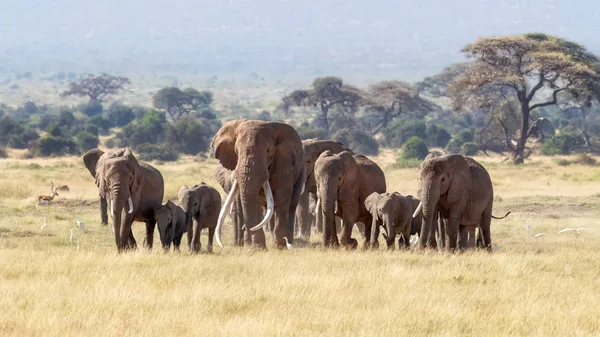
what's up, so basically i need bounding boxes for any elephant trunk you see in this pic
[238,162,269,248]
[383,213,395,248]
[110,185,131,251]
[419,182,440,249]
[318,177,337,246]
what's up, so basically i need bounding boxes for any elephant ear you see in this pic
[82,148,104,178]
[123,149,142,196]
[212,120,246,170]
[446,155,470,204]
[364,192,382,220]
[94,153,110,199]
[341,152,359,185]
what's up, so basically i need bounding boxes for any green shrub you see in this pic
[395,157,421,168]
[136,143,178,162]
[381,118,427,148]
[446,137,463,153]
[80,100,103,117]
[540,133,582,156]
[460,142,478,156]
[401,136,429,160]
[35,135,78,157]
[332,129,379,155]
[75,131,100,152]
[107,103,135,127]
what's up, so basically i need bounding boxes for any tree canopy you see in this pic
[450,33,600,163]
[152,87,213,122]
[61,73,130,102]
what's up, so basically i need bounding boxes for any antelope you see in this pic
[36,182,59,206]
[55,185,70,192]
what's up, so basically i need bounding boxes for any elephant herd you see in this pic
[82,119,506,253]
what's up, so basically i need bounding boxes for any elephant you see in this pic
[415,154,495,251]
[212,120,305,250]
[365,192,414,249]
[295,139,352,239]
[91,148,164,252]
[314,150,386,249]
[407,195,423,237]
[83,148,109,225]
[178,183,222,253]
[155,200,186,252]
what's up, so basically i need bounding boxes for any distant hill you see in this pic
[1,0,599,81]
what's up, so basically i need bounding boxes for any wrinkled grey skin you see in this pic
[365,192,414,249]
[155,200,187,252]
[417,154,494,251]
[314,151,386,249]
[178,183,221,253]
[295,139,352,239]
[92,148,164,252]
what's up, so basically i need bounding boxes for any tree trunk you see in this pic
[321,104,330,139]
[513,104,530,165]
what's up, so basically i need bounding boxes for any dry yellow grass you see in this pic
[1,151,600,336]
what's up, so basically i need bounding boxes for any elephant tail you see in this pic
[491,211,511,220]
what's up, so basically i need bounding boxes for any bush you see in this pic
[540,133,582,156]
[401,136,429,160]
[381,118,427,148]
[165,116,220,155]
[446,137,463,153]
[75,131,100,152]
[332,129,379,155]
[427,124,452,148]
[0,147,7,158]
[574,153,597,166]
[395,157,421,168]
[136,143,178,162]
[296,124,327,140]
[104,138,116,148]
[35,135,78,157]
[88,116,113,135]
[80,100,104,117]
[461,142,478,156]
[107,103,135,127]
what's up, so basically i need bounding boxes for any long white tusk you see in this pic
[229,201,234,216]
[128,197,134,214]
[250,181,274,232]
[216,179,238,248]
[413,202,423,218]
[334,200,338,213]
[299,182,305,196]
[111,200,115,217]
[315,198,320,214]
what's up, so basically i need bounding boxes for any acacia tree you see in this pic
[61,73,130,102]
[364,80,437,133]
[152,87,213,122]
[281,76,365,137]
[450,34,599,164]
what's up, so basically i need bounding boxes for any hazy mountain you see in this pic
[1,0,599,81]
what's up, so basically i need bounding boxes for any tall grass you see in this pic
[1,152,600,336]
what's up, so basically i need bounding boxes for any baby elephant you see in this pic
[178,183,222,253]
[155,200,187,252]
[365,192,416,249]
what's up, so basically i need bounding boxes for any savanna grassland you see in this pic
[1,151,600,337]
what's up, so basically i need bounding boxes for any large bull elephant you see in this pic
[83,148,109,225]
[314,151,386,249]
[415,154,495,251]
[90,148,164,252]
[295,139,351,239]
[212,120,305,250]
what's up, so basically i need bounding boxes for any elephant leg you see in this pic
[363,221,372,250]
[445,214,460,252]
[119,213,135,251]
[173,236,181,252]
[100,197,108,225]
[467,226,476,249]
[286,172,304,244]
[370,217,382,249]
[296,189,311,240]
[187,225,193,250]
[144,219,156,249]
[335,217,342,233]
[190,218,202,253]
[458,225,468,250]
[207,227,215,253]
[127,231,137,250]
[479,208,493,251]
[399,223,411,249]
[340,213,358,249]
[315,199,323,234]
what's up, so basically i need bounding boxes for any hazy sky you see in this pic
[1,0,598,80]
